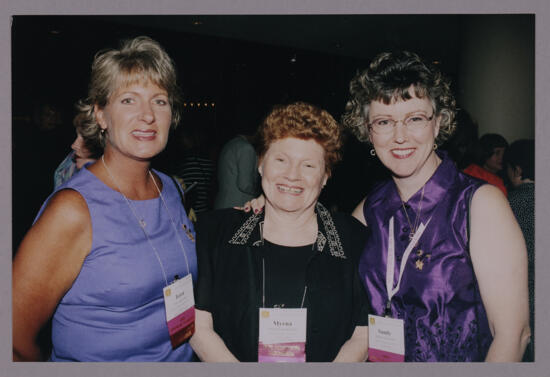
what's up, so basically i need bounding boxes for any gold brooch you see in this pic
[182,224,195,242]
[414,249,431,271]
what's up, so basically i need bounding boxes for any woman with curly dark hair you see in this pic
[341,51,530,362]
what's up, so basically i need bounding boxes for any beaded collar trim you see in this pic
[228,202,345,259]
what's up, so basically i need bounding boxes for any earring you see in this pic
[433,144,438,150]
[370,149,376,156]
[100,128,105,135]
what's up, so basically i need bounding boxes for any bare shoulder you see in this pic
[13,189,93,359]
[470,184,512,219]
[469,183,525,258]
[351,197,367,226]
[39,188,90,223]
[15,188,92,265]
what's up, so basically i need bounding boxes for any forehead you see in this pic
[369,95,433,117]
[110,78,167,98]
[110,70,166,94]
[266,137,325,159]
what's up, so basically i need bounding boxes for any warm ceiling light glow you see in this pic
[211,103,215,107]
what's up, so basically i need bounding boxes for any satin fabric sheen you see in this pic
[360,152,493,361]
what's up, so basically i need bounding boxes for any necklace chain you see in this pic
[101,155,190,284]
[401,185,425,240]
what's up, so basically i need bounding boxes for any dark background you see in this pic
[11,15,531,251]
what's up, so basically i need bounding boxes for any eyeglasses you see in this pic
[367,113,434,135]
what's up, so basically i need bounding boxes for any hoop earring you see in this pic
[433,144,438,150]
[370,149,376,156]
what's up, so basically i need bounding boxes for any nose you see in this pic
[285,162,302,181]
[140,101,155,124]
[392,121,408,143]
[71,134,83,152]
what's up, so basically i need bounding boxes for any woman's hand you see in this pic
[190,309,239,362]
[469,185,531,361]
[333,326,369,362]
[234,195,265,214]
[13,190,92,361]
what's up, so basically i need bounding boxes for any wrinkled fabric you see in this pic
[36,166,197,361]
[360,152,492,361]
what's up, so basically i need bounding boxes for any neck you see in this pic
[100,152,157,200]
[393,152,441,202]
[262,204,318,246]
[482,163,499,175]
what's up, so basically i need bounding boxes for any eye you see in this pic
[374,119,391,126]
[304,163,316,168]
[154,98,168,106]
[408,115,425,122]
[120,97,134,104]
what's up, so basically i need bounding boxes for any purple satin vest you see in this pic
[359,152,493,361]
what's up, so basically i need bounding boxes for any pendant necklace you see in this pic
[401,185,425,240]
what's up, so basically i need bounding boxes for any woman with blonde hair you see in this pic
[13,36,197,361]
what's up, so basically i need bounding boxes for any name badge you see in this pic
[258,308,307,362]
[367,314,405,362]
[163,274,195,349]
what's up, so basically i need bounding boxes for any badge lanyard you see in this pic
[102,157,195,349]
[259,256,308,363]
[262,257,308,309]
[102,156,191,284]
[385,215,431,316]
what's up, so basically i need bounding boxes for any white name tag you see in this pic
[368,314,405,362]
[163,274,195,349]
[258,308,307,362]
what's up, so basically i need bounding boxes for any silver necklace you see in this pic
[101,155,191,282]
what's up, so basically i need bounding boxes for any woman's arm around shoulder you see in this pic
[13,189,92,361]
[469,184,531,361]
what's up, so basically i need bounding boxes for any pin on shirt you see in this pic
[182,224,195,242]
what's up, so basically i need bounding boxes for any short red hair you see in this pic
[257,102,342,175]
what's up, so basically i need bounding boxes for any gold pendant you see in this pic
[415,259,424,271]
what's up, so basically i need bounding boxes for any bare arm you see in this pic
[332,326,368,362]
[469,185,531,362]
[12,190,91,361]
[351,198,367,226]
[189,309,239,362]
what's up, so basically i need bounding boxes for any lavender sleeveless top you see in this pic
[36,165,197,361]
[359,152,493,361]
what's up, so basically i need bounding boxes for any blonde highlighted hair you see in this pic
[75,36,182,148]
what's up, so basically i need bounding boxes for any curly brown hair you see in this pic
[342,51,456,146]
[75,36,182,149]
[257,102,343,175]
